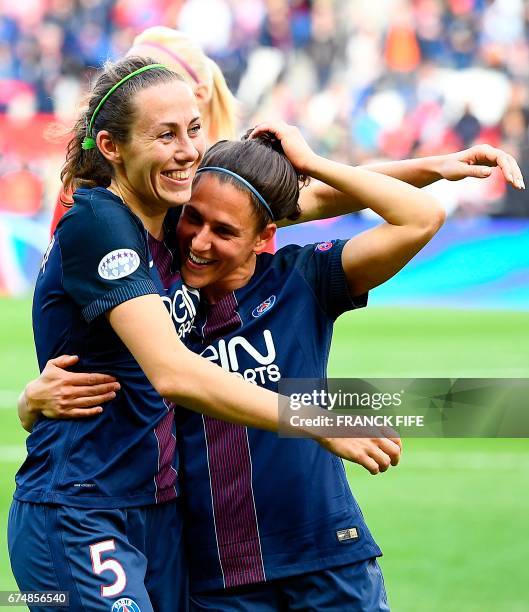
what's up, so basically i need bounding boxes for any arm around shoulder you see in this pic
[108,294,282,431]
[110,297,404,473]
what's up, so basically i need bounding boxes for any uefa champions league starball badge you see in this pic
[98,249,141,280]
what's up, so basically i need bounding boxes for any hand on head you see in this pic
[249,120,318,176]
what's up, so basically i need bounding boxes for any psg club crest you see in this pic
[315,241,333,252]
[252,295,276,318]
[111,598,141,612]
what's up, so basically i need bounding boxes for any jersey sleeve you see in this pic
[57,190,158,322]
[283,239,367,320]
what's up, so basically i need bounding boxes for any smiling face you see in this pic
[176,173,276,301]
[112,80,206,213]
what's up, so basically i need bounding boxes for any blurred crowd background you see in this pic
[1,0,529,298]
[1,0,529,218]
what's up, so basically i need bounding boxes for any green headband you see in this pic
[81,63,167,150]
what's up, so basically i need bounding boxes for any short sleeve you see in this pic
[281,240,367,320]
[57,189,159,322]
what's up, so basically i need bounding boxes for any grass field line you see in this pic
[0,390,19,408]
[0,446,27,462]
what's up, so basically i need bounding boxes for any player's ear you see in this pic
[96,130,122,165]
[193,83,209,107]
[253,224,276,254]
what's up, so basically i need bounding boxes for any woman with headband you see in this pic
[49,26,238,234]
[172,128,428,610]
[167,130,521,612]
[9,56,382,611]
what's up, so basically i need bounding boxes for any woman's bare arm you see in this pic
[285,144,523,226]
[19,296,402,474]
[251,120,444,298]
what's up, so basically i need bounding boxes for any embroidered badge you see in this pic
[111,598,141,612]
[336,527,359,542]
[252,295,276,318]
[98,249,140,280]
[315,241,333,252]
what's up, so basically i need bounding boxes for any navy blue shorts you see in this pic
[189,558,389,611]
[8,499,186,612]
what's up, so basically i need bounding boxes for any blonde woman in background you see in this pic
[127,26,237,144]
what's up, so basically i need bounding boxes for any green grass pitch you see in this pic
[0,298,528,611]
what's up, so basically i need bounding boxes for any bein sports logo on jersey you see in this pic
[315,241,334,252]
[200,329,281,384]
[252,295,276,318]
[111,598,141,612]
[161,284,200,339]
[98,249,140,280]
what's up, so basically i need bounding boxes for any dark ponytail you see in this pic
[197,129,307,230]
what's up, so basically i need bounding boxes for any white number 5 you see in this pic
[90,539,127,597]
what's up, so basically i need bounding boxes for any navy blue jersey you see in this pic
[177,240,382,593]
[15,187,198,508]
